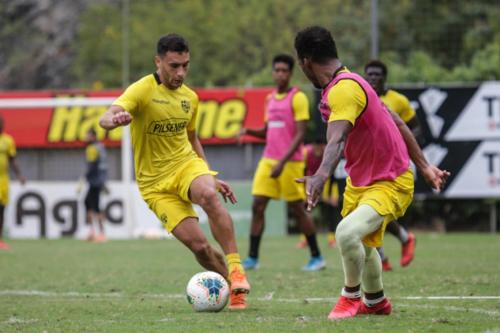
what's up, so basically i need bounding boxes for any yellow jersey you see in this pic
[326,68,367,125]
[113,73,199,194]
[0,133,16,181]
[380,89,416,124]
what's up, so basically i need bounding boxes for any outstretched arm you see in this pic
[9,157,26,185]
[390,110,450,191]
[297,120,352,210]
[99,105,133,130]
[188,130,237,204]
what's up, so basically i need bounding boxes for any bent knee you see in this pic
[191,241,212,258]
[335,220,359,249]
[197,187,219,208]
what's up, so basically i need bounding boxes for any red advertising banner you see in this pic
[0,87,272,148]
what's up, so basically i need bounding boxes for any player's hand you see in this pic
[112,111,132,126]
[236,128,247,145]
[296,174,327,211]
[215,179,237,204]
[270,162,284,178]
[421,165,450,193]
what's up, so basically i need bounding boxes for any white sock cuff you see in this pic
[363,296,385,306]
[341,288,361,299]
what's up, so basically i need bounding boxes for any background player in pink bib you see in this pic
[239,54,324,271]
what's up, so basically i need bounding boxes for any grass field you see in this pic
[1,233,499,332]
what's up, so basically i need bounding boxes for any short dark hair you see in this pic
[294,26,338,64]
[157,34,189,56]
[273,54,294,71]
[364,59,388,76]
[87,128,97,137]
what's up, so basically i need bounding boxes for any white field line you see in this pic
[1,290,499,301]
[3,317,39,325]
[1,290,499,318]
[398,303,500,317]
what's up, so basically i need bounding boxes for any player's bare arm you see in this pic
[297,120,352,211]
[239,125,267,140]
[270,120,307,178]
[9,157,26,185]
[99,105,132,130]
[188,129,237,204]
[390,110,450,191]
[406,115,424,145]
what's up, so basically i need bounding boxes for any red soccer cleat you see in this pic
[0,240,10,250]
[295,239,307,249]
[400,232,416,267]
[358,298,392,315]
[382,258,393,271]
[327,296,361,320]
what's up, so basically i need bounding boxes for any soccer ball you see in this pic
[186,271,230,312]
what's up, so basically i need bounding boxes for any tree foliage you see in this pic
[69,0,500,88]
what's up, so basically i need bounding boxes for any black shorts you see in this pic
[85,186,102,213]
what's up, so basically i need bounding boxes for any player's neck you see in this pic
[317,59,343,88]
[276,85,291,94]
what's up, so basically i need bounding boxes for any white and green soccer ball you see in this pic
[186,271,230,312]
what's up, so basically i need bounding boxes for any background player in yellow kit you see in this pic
[0,116,26,250]
[365,60,422,270]
[99,34,250,309]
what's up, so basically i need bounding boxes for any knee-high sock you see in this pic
[335,204,384,287]
[362,246,383,293]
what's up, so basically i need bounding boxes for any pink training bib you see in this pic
[263,87,304,161]
[320,71,410,186]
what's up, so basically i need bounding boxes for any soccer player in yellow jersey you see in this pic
[365,60,421,271]
[239,54,325,271]
[84,128,108,243]
[0,116,26,250]
[99,34,250,310]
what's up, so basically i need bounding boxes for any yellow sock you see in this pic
[226,253,244,273]
[327,232,336,242]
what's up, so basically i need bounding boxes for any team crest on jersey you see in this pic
[181,100,190,113]
[160,213,168,225]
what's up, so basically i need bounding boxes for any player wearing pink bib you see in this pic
[240,54,324,271]
[294,26,450,320]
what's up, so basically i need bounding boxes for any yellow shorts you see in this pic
[341,169,414,247]
[0,179,9,206]
[251,158,305,201]
[142,158,217,233]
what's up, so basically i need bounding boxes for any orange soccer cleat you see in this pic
[228,292,247,310]
[228,268,250,294]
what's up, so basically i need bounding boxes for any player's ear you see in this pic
[154,55,162,68]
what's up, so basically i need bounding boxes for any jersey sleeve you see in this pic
[292,91,310,121]
[7,136,16,158]
[86,145,99,162]
[398,95,416,123]
[112,79,149,116]
[187,94,199,131]
[263,93,272,123]
[327,79,367,125]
